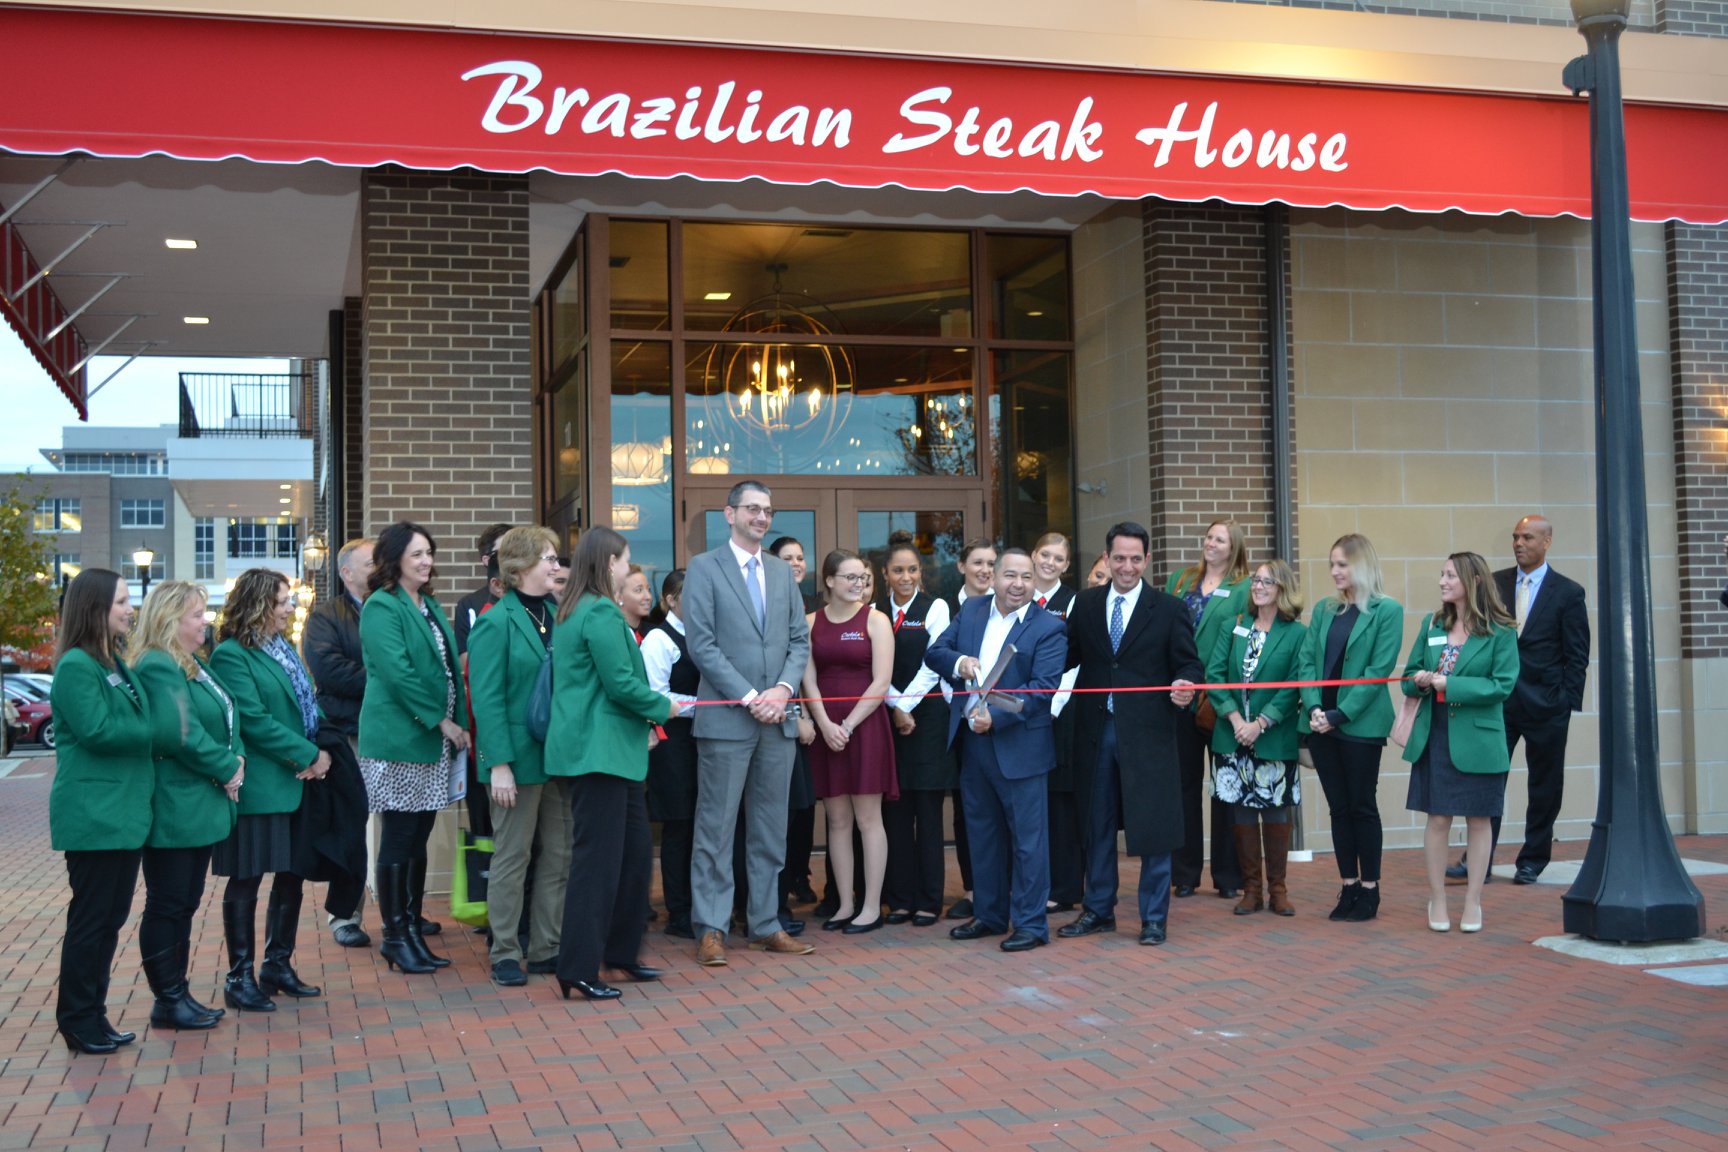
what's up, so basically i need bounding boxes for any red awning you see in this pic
[2,8,1726,223]
[0,216,88,419]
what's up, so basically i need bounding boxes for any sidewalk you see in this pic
[1,753,1724,1152]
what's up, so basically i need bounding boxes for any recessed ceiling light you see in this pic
[183,316,210,325]
[704,291,732,301]
[1026,310,1044,317]
[278,483,292,490]
[165,238,198,250]
[278,497,292,504]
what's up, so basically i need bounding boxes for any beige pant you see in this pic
[485,777,573,966]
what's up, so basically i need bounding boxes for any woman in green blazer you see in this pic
[1205,558,1306,918]
[49,569,153,1055]
[210,569,331,1011]
[134,581,243,1030]
[1165,518,1251,899]
[547,526,678,1001]
[1402,551,1520,935]
[1298,533,1404,924]
[468,525,572,987]
[358,520,470,974]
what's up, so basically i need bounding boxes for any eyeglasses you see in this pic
[539,554,561,566]
[732,502,775,519]
[834,573,869,585]
[1249,577,1279,588]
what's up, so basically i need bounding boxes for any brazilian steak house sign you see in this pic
[3,8,1726,221]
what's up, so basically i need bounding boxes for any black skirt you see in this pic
[1406,708,1506,818]
[211,811,296,880]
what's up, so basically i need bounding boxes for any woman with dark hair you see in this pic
[133,581,242,1028]
[1165,518,1252,900]
[1403,552,1519,934]
[468,525,569,986]
[358,520,470,975]
[878,533,953,926]
[618,564,654,638]
[1205,559,1306,917]
[548,526,679,1000]
[768,534,819,908]
[210,568,331,1010]
[641,568,700,938]
[49,569,153,1053]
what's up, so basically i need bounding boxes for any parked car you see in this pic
[4,675,51,702]
[1,684,52,749]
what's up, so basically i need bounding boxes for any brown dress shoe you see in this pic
[696,930,728,967]
[748,929,815,955]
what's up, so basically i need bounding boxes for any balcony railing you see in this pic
[178,372,315,439]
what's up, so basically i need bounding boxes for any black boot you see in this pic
[1344,884,1381,922]
[405,858,450,969]
[377,862,436,974]
[142,944,219,1031]
[259,888,321,998]
[221,896,276,1012]
[178,939,224,1019]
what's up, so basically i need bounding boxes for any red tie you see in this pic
[893,609,905,632]
[1037,596,1046,608]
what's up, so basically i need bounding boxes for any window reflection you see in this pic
[610,340,673,581]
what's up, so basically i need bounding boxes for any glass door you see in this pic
[839,489,985,606]
[681,484,832,605]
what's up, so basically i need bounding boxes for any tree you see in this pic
[0,479,58,666]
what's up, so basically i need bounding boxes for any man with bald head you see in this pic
[1449,514,1590,885]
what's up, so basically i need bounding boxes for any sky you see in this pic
[1,326,286,473]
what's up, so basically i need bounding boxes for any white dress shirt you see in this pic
[953,599,1030,687]
[888,595,950,712]
[640,612,699,709]
[724,537,792,699]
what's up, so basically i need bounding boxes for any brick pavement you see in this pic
[2,753,1725,1152]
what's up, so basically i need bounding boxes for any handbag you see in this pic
[1389,693,1420,748]
[524,648,553,743]
[449,828,494,929]
[1195,611,1242,736]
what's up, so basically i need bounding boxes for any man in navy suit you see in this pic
[925,548,1068,952]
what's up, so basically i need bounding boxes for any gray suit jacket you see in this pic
[682,542,811,740]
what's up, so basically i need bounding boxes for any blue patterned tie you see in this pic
[1108,594,1124,712]
[747,555,766,629]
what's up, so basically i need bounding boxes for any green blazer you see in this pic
[209,638,312,815]
[48,647,155,852]
[1205,614,1306,763]
[1165,571,1250,666]
[358,586,466,764]
[1297,595,1405,738]
[544,594,673,782]
[1400,615,1521,774]
[135,650,242,849]
[468,591,553,785]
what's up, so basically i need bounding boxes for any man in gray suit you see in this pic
[683,480,816,967]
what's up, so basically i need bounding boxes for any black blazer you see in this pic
[1495,565,1589,722]
[302,592,365,738]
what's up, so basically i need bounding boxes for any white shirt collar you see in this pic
[728,537,763,570]
[1109,579,1144,618]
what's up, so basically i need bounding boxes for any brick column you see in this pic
[1142,201,1295,578]
[1670,223,1728,658]
[360,168,534,591]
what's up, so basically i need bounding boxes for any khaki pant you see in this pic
[485,777,573,966]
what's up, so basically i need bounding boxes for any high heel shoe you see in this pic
[1427,900,1451,933]
[1460,904,1483,933]
[60,1025,119,1055]
[558,977,621,1001]
[606,963,662,982]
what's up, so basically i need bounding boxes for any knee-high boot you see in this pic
[1232,823,1265,915]
[377,862,436,974]
[142,941,218,1030]
[222,896,276,1012]
[1264,822,1295,916]
[259,886,322,998]
[179,938,224,1019]
[406,858,450,968]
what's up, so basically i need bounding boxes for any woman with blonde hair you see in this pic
[1402,552,1519,933]
[1298,533,1404,923]
[1165,518,1252,899]
[1205,560,1306,916]
[133,581,244,1028]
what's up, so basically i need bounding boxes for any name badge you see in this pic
[107,672,125,687]
[1428,635,1446,647]
[1233,625,1252,637]
[1211,588,1232,598]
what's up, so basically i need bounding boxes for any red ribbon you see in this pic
[690,675,1406,708]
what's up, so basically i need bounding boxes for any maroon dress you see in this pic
[807,608,899,800]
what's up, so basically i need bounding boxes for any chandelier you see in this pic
[611,439,667,486]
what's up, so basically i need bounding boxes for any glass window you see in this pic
[551,351,586,507]
[610,220,670,331]
[195,518,215,580]
[54,554,81,584]
[33,498,81,532]
[230,519,270,559]
[120,499,166,528]
[128,558,162,582]
[685,343,974,477]
[609,340,673,583]
[856,510,968,605]
[988,233,1070,342]
[682,223,971,339]
[549,240,584,370]
[992,351,1075,553]
[274,520,299,560]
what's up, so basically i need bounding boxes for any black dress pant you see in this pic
[1047,791,1085,906]
[140,844,213,969]
[951,785,973,892]
[1489,712,1571,872]
[784,804,815,898]
[1173,716,1241,890]
[59,848,142,1030]
[883,789,947,914]
[559,774,651,983]
[376,809,439,869]
[659,817,695,925]
[1310,733,1384,883]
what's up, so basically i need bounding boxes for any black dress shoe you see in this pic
[813,895,841,919]
[332,922,371,948]
[559,978,621,1001]
[1215,887,1243,899]
[60,1024,119,1055]
[664,918,695,940]
[491,960,528,987]
[843,916,883,935]
[884,911,911,925]
[912,912,939,927]
[100,1019,137,1045]
[1445,860,1468,881]
[1174,885,1198,898]
[1138,921,1167,946]
[792,883,820,905]
[822,914,854,931]
[1000,930,1046,952]
[607,963,662,982]
[946,897,974,920]
[1513,865,1541,885]
[1046,902,1076,914]
[948,919,1004,941]
[1057,910,1117,938]
[525,958,558,975]
[417,917,442,936]
[779,915,806,937]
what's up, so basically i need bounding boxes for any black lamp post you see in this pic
[132,544,157,602]
[1560,0,1704,942]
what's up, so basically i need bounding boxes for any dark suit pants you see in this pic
[951,783,973,892]
[558,774,652,984]
[783,802,815,898]
[958,733,1049,940]
[1310,733,1383,883]
[1489,712,1571,872]
[660,818,695,925]
[58,848,142,1030]
[140,844,213,980]
[884,789,947,915]
[1082,717,1171,926]
[1174,715,1241,891]
[1047,791,1085,906]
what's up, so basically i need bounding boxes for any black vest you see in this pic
[883,591,939,692]
[1035,584,1075,619]
[653,620,700,698]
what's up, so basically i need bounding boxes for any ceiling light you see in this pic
[704,291,732,301]
[278,483,292,490]
[183,316,210,325]
[278,497,291,504]
[165,238,198,250]
[1027,310,1044,317]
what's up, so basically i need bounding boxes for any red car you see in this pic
[2,685,53,751]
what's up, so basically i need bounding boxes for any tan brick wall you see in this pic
[1207,0,1658,29]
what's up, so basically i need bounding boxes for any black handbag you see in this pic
[524,648,553,743]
